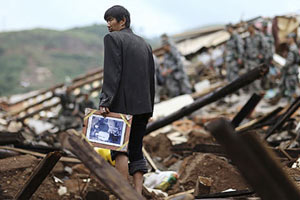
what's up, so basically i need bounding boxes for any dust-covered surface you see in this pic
[175,153,249,193]
[2,15,300,200]
[0,155,114,200]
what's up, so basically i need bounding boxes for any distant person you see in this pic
[53,87,80,130]
[73,91,95,119]
[261,21,275,65]
[279,33,300,101]
[224,24,244,82]
[244,23,266,91]
[98,5,155,195]
[161,36,192,98]
[244,23,265,70]
[153,54,164,103]
[260,21,275,90]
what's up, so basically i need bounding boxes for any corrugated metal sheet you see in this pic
[277,16,299,43]
[175,30,230,56]
[172,25,225,42]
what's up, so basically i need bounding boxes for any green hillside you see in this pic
[0,24,159,97]
[0,24,109,96]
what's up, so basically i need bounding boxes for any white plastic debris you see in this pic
[25,119,54,135]
[83,178,91,183]
[273,54,286,66]
[64,166,73,175]
[222,188,236,192]
[153,94,194,120]
[292,157,300,168]
[143,171,177,189]
[144,186,168,197]
[53,176,64,183]
[58,186,67,196]
[167,132,188,145]
[194,80,210,93]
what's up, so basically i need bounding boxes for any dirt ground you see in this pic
[2,117,300,199]
[0,155,113,200]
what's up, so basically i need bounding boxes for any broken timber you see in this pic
[142,147,158,172]
[206,118,300,200]
[195,189,254,199]
[146,65,268,134]
[236,106,283,134]
[0,131,24,145]
[59,129,145,200]
[0,146,81,163]
[265,96,300,140]
[231,93,262,128]
[14,151,62,200]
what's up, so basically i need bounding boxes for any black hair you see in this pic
[104,5,131,28]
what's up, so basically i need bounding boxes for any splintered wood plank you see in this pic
[59,129,145,200]
[14,151,61,200]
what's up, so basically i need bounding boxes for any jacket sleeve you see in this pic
[285,50,295,67]
[99,34,122,107]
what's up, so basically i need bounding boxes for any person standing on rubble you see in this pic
[161,35,192,98]
[98,5,155,195]
[261,21,275,65]
[244,23,265,70]
[260,21,275,90]
[153,54,164,103]
[224,24,244,82]
[279,33,300,101]
[244,23,266,91]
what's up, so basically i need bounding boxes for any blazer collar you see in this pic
[120,28,132,33]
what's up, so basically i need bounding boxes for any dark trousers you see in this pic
[111,113,151,175]
[128,113,150,162]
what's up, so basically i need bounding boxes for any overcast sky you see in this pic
[0,0,300,37]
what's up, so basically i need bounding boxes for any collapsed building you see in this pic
[0,14,300,200]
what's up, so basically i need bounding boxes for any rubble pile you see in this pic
[1,14,300,200]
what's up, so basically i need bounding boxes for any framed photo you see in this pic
[83,108,132,152]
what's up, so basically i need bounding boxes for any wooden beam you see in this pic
[231,93,262,127]
[165,189,194,200]
[67,73,103,91]
[142,147,158,172]
[17,102,60,122]
[8,68,103,107]
[0,146,81,163]
[207,118,300,200]
[235,106,283,133]
[59,129,145,200]
[0,131,24,145]
[265,96,300,140]
[195,189,254,199]
[14,151,62,200]
[146,65,268,135]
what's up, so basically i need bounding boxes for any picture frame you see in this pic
[83,108,132,152]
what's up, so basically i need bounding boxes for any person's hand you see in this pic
[258,54,263,59]
[162,69,173,76]
[237,58,243,65]
[99,106,110,116]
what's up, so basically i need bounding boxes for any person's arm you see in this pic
[285,50,295,67]
[99,34,122,113]
[280,50,294,76]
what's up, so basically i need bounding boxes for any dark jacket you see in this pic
[99,28,155,115]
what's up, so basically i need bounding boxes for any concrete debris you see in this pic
[153,94,194,120]
[58,186,67,196]
[1,13,300,200]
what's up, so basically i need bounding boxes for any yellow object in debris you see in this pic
[94,147,115,166]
